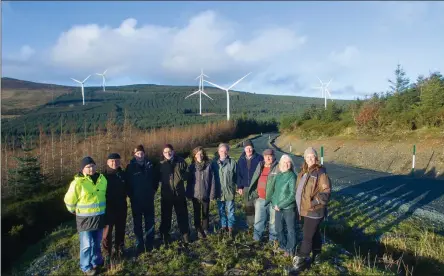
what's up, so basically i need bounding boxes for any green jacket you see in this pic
[212,157,237,201]
[268,170,296,210]
[247,160,280,201]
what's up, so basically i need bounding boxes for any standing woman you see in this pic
[64,157,107,276]
[186,146,216,239]
[292,147,331,271]
[267,154,296,257]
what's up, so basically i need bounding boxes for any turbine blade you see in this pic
[185,90,200,99]
[228,72,251,90]
[325,78,332,87]
[201,91,213,100]
[96,73,102,76]
[316,76,323,85]
[82,75,91,83]
[71,78,82,84]
[204,80,227,91]
[203,73,209,78]
[103,69,108,75]
[195,75,201,80]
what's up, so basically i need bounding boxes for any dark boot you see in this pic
[162,233,171,245]
[312,250,322,265]
[291,255,308,272]
[197,228,207,239]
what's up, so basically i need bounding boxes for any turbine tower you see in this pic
[185,69,213,115]
[96,69,108,92]
[204,72,251,121]
[71,75,91,106]
[313,77,333,110]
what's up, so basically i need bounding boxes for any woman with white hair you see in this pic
[292,147,331,272]
[266,154,297,257]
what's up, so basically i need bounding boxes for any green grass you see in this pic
[322,195,444,275]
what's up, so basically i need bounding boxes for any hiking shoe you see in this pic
[84,269,97,276]
[197,230,207,239]
[312,253,322,265]
[183,233,190,244]
[291,255,308,272]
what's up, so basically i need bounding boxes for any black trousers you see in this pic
[192,198,210,231]
[160,195,190,235]
[242,187,255,227]
[131,202,155,251]
[299,217,323,257]
[102,208,127,257]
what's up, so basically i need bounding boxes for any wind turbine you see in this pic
[185,69,213,115]
[204,72,251,121]
[313,77,333,110]
[71,75,91,106]
[96,69,108,92]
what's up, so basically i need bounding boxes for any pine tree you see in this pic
[8,136,45,199]
[388,63,410,95]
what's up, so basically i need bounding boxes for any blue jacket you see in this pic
[236,151,264,189]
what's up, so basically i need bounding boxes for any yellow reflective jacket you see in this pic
[64,173,107,217]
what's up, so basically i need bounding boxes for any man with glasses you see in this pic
[158,144,190,244]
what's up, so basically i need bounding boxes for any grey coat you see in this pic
[186,161,216,201]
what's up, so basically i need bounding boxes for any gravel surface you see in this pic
[253,133,444,224]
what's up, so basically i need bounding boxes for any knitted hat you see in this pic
[107,153,121,160]
[262,149,274,156]
[133,145,145,154]
[164,144,174,151]
[304,147,318,158]
[243,139,254,148]
[80,156,96,170]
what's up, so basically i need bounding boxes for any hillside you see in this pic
[1,77,350,136]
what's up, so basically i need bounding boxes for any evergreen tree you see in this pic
[388,63,410,95]
[8,136,44,199]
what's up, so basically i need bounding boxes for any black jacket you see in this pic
[125,157,158,210]
[104,167,128,222]
[158,155,188,200]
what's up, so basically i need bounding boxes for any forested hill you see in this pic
[1,77,350,136]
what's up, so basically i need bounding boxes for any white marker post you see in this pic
[289,143,292,153]
[320,146,324,165]
[411,145,416,175]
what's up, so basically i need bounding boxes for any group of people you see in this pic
[64,139,331,275]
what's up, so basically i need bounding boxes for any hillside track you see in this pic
[251,133,444,223]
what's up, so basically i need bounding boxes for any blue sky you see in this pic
[2,1,444,99]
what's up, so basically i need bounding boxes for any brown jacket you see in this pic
[295,164,331,218]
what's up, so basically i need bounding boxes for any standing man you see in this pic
[102,153,128,262]
[126,145,157,254]
[237,139,264,229]
[64,157,107,276]
[247,149,279,243]
[158,144,190,244]
[212,143,237,237]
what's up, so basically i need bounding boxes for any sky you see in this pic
[2,1,444,99]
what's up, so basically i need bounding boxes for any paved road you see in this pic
[250,133,444,223]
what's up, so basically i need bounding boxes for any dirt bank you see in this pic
[276,133,444,179]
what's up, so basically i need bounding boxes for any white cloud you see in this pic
[48,10,306,83]
[5,45,36,62]
[328,45,360,67]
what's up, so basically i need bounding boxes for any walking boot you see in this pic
[197,228,207,239]
[291,255,308,273]
[312,251,322,265]
[182,233,190,244]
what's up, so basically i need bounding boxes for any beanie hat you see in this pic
[133,145,145,154]
[107,153,121,160]
[164,144,174,151]
[304,147,318,158]
[243,139,254,148]
[262,149,274,156]
[80,156,96,171]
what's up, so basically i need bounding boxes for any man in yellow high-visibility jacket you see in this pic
[64,156,107,276]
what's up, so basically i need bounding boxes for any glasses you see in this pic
[163,151,172,154]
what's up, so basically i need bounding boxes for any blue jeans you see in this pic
[253,198,277,241]
[217,200,235,228]
[275,208,296,255]
[79,229,104,272]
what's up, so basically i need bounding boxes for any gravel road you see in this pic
[251,133,444,224]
